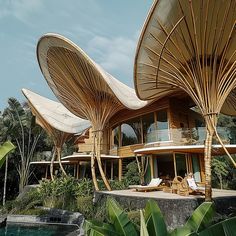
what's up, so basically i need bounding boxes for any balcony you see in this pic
[146,127,236,146]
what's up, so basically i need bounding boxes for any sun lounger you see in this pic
[178,176,205,196]
[129,178,163,192]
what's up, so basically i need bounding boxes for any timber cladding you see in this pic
[109,144,144,157]
[108,98,169,128]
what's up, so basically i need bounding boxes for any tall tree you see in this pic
[1,98,43,193]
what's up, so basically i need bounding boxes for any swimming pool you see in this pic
[0,223,79,235]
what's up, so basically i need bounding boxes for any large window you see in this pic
[110,109,169,148]
[156,109,169,141]
[121,118,141,146]
[143,113,156,143]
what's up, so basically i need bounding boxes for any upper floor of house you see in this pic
[77,97,236,157]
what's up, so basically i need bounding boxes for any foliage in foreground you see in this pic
[85,198,236,236]
[0,98,45,194]
[0,141,16,168]
[0,176,128,222]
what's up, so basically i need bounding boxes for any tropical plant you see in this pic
[0,141,16,168]
[1,98,43,193]
[212,158,229,189]
[86,198,236,236]
[0,141,16,205]
[85,198,138,236]
[142,199,168,236]
[124,161,140,185]
[38,175,78,209]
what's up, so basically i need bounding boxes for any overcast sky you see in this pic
[0,0,153,112]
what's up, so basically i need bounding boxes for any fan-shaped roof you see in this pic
[134,0,236,116]
[22,88,90,134]
[37,33,149,126]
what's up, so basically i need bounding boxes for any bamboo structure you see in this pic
[136,155,149,185]
[37,34,149,190]
[134,0,236,201]
[22,89,90,180]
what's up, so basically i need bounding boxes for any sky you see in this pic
[0,0,153,112]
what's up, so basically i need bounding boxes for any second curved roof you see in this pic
[22,88,90,134]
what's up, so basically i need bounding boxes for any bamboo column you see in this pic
[118,159,122,181]
[204,114,217,201]
[56,147,67,176]
[50,149,56,180]
[91,133,99,191]
[94,130,111,191]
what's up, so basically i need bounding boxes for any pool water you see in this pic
[0,223,78,236]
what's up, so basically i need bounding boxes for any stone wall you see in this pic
[94,192,236,230]
[7,208,84,226]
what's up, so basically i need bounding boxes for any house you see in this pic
[26,0,236,193]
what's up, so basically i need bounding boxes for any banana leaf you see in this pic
[144,199,168,236]
[85,220,118,236]
[107,198,138,236]
[169,227,198,236]
[0,141,16,168]
[140,210,149,236]
[184,202,215,232]
[198,216,236,236]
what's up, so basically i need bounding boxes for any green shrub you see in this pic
[38,175,79,210]
[19,208,49,216]
[76,196,94,218]
[0,188,42,214]
[110,179,128,190]
[124,161,140,185]
[75,178,94,197]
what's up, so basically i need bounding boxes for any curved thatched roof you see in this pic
[22,88,90,134]
[37,33,149,130]
[134,0,236,116]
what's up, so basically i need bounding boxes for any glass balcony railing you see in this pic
[145,127,236,145]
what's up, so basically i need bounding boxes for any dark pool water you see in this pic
[0,223,78,236]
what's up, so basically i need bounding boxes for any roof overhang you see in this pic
[134,145,236,156]
[61,153,120,162]
[30,160,74,165]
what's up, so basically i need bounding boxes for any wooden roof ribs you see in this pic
[134,0,236,201]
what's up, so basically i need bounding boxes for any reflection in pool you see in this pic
[0,223,78,236]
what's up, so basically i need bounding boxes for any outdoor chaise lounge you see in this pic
[178,174,205,196]
[128,178,163,192]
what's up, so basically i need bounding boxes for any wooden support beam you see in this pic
[76,162,80,179]
[111,161,114,180]
[173,152,177,177]
[104,161,107,176]
[45,165,48,179]
[74,164,76,177]
[149,155,154,178]
[118,159,122,181]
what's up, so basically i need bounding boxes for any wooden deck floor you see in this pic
[101,188,236,199]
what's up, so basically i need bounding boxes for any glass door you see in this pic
[191,154,201,182]
[175,153,187,178]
